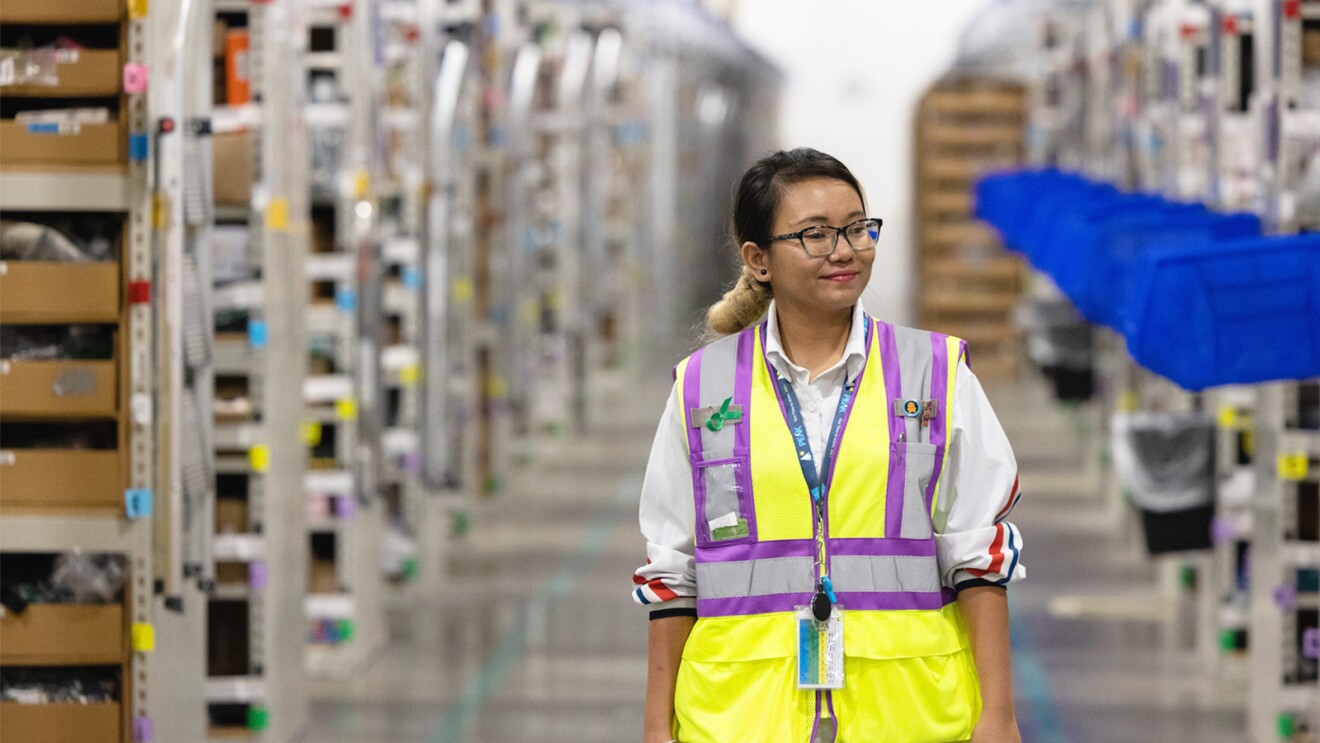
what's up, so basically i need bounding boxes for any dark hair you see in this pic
[706,148,865,336]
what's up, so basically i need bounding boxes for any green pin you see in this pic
[706,397,741,432]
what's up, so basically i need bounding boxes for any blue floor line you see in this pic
[1009,593,1067,743]
[429,474,642,743]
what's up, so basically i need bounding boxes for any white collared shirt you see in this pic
[632,300,1025,613]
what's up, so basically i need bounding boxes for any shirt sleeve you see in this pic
[631,380,698,616]
[932,361,1026,592]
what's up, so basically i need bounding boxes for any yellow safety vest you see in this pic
[672,317,980,742]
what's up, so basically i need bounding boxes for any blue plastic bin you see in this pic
[1123,233,1320,390]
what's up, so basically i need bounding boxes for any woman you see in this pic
[632,148,1025,743]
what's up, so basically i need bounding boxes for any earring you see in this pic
[760,269,768,276]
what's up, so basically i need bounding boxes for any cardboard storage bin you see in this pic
[1,48,122,97]
[0,603,125,664]
[212,130,254,207]
[0,119,125,166]
[215,497,249,533]
[0,0,121,23]
[0,702,122,743]
[0,449,123,514]
[0,359,118,419]
[0,261,120,323]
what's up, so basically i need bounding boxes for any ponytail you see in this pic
[706,266,773,337]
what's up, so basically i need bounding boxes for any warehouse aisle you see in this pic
[302,370,1249,743]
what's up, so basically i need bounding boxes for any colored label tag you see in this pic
[128,133,149,162]
[336,398,357,420]
[248,319,268,349]
[1217,406,1239,429]
[1279,453,1310,481]
[402,265,421,291]
[124,489,153,519]
[128,0,148,18]
[123,63,149,94]
[400,364,420,386]
[335,494,356,518]
[131,623,156,653]
[247,706,270,732]
[336,287,357,312]
[354,171,370,199]
[249,445,270,473]
[485,375,508,399]
[302,421,323,446]
[1118,390,1139,413]
[248,561,269,591]
[796,606,844,689]
[452,277,474,304]
[265,197,289,231]
[151,193,168,229]
[133,714,154,742]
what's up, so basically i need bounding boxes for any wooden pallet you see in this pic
[913,76,1026,378]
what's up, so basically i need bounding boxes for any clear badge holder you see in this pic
[795,605,844,690]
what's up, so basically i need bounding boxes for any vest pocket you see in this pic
[899,442,937,540]
[696,457,753,545]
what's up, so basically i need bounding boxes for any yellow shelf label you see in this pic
[520,298,539,325]
[302,421,323,447]
[486,375,509,399]
[266,198,289,231]
[131,623,155,653]
[452,277,474,304]
[249,445,270,473]
[400,364,420,386]
[1279,453,1310,482]
[1118,391,1138,413]
[1217,406,1239,429]
[151,193,168,229]
[354,171,370,199]
[128,0,148,19]
[336,398,358,420]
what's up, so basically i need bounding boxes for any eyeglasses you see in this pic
[769,218,883,258]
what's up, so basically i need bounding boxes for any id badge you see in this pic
[795,605,844,690]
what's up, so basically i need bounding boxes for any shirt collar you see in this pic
[763,299,869,385]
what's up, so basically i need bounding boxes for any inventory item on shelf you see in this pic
[0,667,119,705]
[0,553,126,613]
[0,219,115,262]
[1,325,114,361]
[1111,413,1217,556]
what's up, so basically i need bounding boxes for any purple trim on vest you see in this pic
[876,320,907,540]
[697,592,816,617]
[683,346,706,459]
[694,538,816,564]
[834,590,953,612]
[698,589,954,617]
[734,329,754,457]
[922,334,951,515]
[827,537,937,557]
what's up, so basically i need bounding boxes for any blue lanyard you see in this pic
[768,317,869,610]
[770,316,868,506]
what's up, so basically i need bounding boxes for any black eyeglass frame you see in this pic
[768,217,885,257]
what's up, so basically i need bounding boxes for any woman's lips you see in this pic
[823,272,857,283]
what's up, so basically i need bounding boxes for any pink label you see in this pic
[123,63,149,94]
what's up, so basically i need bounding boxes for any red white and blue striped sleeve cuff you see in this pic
[631,557,697,617]
[938,520,1026,591]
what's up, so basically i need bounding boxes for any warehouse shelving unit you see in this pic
[1249,0,1320,739]
[301,0,386,678]
[205,0,310,736]
[0,0,180,736]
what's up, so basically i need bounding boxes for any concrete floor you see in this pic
[303,367,1250,743]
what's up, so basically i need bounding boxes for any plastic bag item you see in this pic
[0,220,91,262]
[1111,413,1217,554]
[49,553,126,604]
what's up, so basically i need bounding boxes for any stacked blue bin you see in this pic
[976,169,1320,391]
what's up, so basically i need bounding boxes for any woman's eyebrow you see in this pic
[789,210,865,228]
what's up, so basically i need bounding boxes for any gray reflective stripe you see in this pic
[901,444,937,540]
[696,332,741,460]
[891,325,942,538]
[696,556,817,600]
[829,554,943,594]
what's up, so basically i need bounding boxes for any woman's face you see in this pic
[745,177,874,319]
